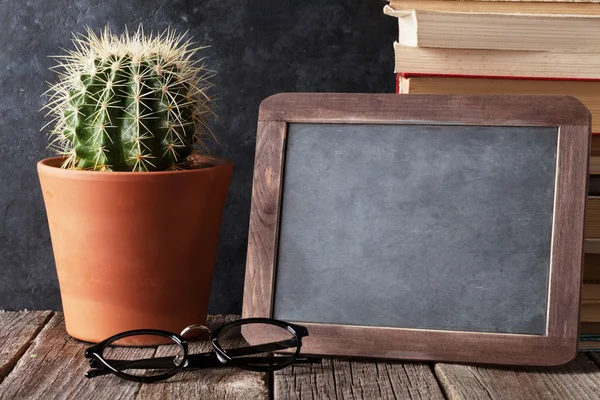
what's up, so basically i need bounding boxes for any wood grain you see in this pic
[0,311,52,383]
[242,120,287,320]
[7,311,600,398]
[545,123,589,350]
[398,76,600,132]
[0,313,269,400]
[0,313,146,399]
[243,93,591,366]
[135,315,268,400]
[436,354,600,400]
[274,357,444,400]
[258,94,590,127]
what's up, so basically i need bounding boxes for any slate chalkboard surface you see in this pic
[242,93,590,366]
[273,123,557,335]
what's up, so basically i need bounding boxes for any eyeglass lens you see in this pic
[101,334,185,378]
[216,322,299,369]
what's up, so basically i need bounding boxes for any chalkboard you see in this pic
[242,93,590,366]
[274,123,556,335]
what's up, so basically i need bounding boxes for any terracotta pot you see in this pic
[38,155,233,344]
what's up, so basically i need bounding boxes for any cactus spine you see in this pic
[44,27,215,171]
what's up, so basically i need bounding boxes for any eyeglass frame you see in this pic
[84,317,314,383]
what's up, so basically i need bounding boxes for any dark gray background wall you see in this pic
[0,0,396,313]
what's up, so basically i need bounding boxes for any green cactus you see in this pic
[44,27,215,171]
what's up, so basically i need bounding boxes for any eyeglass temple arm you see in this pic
[85,353,217,379]
[181,354,320,369]
[85,355,320,378]
[86,355,321,378]
[88,352,216,371]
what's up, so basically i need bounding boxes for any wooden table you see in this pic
[1,312,600,399]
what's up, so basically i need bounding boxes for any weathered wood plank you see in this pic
[436,354,600,400]
[242,120,287,321]
[274,357,444,400]
[136,314,269,400]
[0,313,149,399]
[0,313,269,400]
[0,310,53,382]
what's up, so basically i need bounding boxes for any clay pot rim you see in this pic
[38,155,232,181]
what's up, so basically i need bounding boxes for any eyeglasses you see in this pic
[84,317,320,383]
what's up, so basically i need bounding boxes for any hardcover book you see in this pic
[393,44,600,79]
[384,6,600,52]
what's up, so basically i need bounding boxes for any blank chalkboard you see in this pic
[242,93,590,366]
[274,123,557,335]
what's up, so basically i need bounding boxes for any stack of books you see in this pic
[385,0,600,155]
[385,0,600,349]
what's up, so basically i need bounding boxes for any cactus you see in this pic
[44,27,215,171]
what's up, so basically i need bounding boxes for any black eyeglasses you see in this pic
[84,317,320,383]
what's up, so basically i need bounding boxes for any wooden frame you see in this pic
[242,93,591,366]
